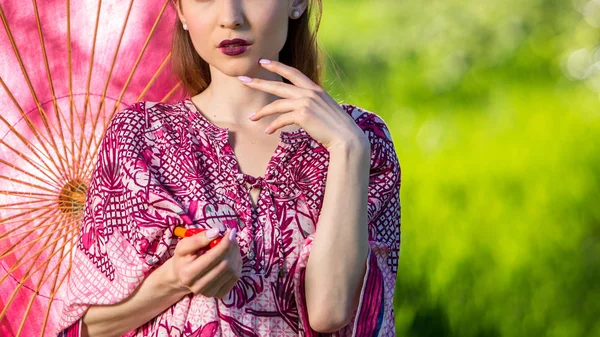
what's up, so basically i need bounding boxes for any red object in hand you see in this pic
[174,227,223,250]
[209,237,222,249]
[183,228,206,237]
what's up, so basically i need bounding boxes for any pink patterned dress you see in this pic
[56,98,401,337]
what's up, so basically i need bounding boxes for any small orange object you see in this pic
[174,226,222,249]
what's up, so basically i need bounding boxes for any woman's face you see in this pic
[175,0,303,76]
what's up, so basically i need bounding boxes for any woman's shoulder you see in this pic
[107,100,189,133]
[339,103,394,144]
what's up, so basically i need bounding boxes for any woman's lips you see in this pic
[219,44,250,56]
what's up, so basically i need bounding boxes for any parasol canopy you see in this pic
[0,0,185,335]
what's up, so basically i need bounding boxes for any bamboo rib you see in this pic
[84,0,135,177]
[41,244,73,337]
[36,220,77,337]
[0,209,59,258]
[161,83,182,103]
[0,206,54,230]
[0,5,73,180]
[75,0,103,185]
[0,216,78,281]
[31,0,73,179]
[0,175,59,195]
[109,0,171,120]
[14,213,68,336]
[0,199,55,210]
[67,0,75,190]
[0,212,74,242]
[0,215,77,322]
[0,158,62,192]
[135,52,173,102]
[0,105,67,188]
[0,201,80,230]
[82,0,170,178]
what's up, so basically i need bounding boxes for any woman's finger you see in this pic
[196,264,234,297]
[185,229,236,281]
[249,97,306,121]
[174,228,221,256]
[214,274,239,299]
[258,59,322,91]
[239,76,314,100]
[264,112,302,135]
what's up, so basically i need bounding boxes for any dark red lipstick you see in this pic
[219,38,251,56]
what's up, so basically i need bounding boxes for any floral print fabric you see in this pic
[57,98,401,336]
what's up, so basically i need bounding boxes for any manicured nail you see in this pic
[238,76,252,83]
[229,228,238,241]
[248,112,256,119]
[206,227,220,239]
[259,59,271,65]
[264,126,271,134]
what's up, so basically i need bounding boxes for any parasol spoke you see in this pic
[74,0,103,185]
[0,215,78,283]
[31,0,73,179]
[0,209,81,245]
[0,157,63,192]
[0,210,76,242]
[0,190,63,200]
[0,215,78,322]
[0,174,60,195]
[85,0,135,168]
[0,112,69,188]
[3,220,79,294]
[0,208,58,253]
[81,0,171,178]
[0,205,54,230]
[14,212,69,337]
[160,83,182,103]
[39,222,76,337]
[0,10,75,179]
[0,198,55,210]
[135,52,173,103]
[109,0,171,120]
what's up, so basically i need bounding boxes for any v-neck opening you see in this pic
[181,96,310,213]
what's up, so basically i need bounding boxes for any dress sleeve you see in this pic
[55,102,191,336]
[292,106,401,336]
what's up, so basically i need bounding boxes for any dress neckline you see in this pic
[181,97,309,145]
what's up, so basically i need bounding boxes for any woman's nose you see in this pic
[219,0,244,29]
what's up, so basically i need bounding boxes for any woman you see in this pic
[57,0,401,336]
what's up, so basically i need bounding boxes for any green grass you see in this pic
[320,1,600,336]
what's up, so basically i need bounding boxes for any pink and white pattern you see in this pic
[56,98,401,336]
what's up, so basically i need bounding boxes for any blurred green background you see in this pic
[318,0,600,336]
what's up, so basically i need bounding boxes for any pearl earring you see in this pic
[182,22,188,30]
[291,10,300,19]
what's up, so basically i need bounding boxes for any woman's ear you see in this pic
[289,0,309,16]
[173,0,185,22]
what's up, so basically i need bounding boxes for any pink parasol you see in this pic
[0,1,184,336]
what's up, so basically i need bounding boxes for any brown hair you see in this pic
[171,0,325,97]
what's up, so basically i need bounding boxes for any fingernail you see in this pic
[238,76,252,83]
[229,228,237,241]
[264,126,271,134]
[248,112,256,119]
[259,59,271,65]
[206,227,220,239]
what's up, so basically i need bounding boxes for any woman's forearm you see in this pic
[81,258,189,337]
[304,138,372,332]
